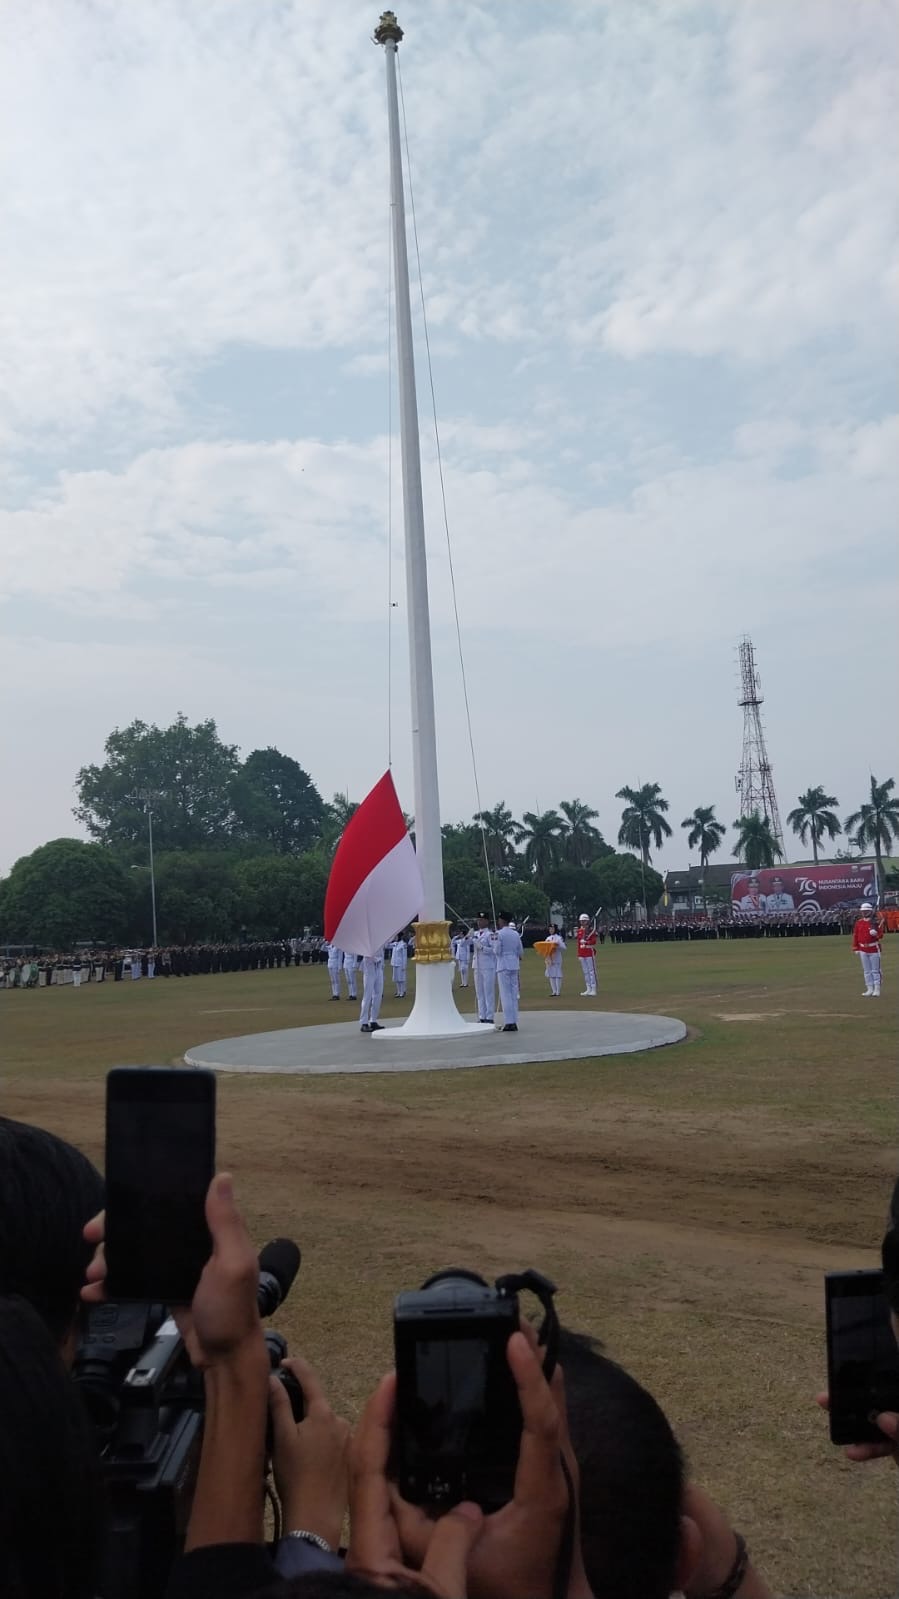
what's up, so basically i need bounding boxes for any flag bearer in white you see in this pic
[390,935,408,997]
[544,926,566,996]
[341,951,359,1000]
[326,942,343,999]
[360,949,386,1032]
[473,912,498,1024]
[495,912,524,1032]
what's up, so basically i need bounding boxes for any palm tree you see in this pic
[473,802,520,871]
[616,783,672,866]
[733,811,782,869]
[559,798,602,867]
[681,805,726,869]
[845,775,899,887]
[516,809,565,889]
[785,787,841,864]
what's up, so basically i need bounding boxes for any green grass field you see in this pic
[3,938,896,1596]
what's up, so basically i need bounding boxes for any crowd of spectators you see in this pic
[604,911,852,943]
[0,1107,896,1599]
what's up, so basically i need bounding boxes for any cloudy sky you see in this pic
[2,0,896,876]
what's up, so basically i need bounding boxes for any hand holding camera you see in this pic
[270,1354,352,1550]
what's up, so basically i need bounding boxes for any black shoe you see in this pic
[479,1017,492,1024]
[331,995,340,1000]
[369,1021,384,1032]
[360,1024,371,1033]
[502,1023,518,1032]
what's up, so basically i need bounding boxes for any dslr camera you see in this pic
[393,1266,558,1512]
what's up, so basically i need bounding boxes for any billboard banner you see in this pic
[730,864,876,917]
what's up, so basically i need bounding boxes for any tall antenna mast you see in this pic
[735,637,786,861]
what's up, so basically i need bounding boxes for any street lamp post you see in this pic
[144,797,158,947]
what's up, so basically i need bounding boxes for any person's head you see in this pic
[0,1118,104,1359]
[0,1294,103,1599]
[477,910,489,927]
[559,1328,695,1599]
[747,877,761,900]
[771,876,784,892]
[579,913,589,925]
[860,901,873,916]
[498,910,511,926]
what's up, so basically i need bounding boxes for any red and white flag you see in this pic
[324,771,422,957]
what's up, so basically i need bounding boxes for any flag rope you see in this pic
[386,189,395,770]
[397,55,498,929]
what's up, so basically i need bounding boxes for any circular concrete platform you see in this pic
[183,1010,687,1076]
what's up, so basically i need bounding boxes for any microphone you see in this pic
[257,1237,301,1318]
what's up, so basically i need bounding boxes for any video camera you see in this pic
[74,1238,303,1599]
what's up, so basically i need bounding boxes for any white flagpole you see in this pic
[375,11,468,1035]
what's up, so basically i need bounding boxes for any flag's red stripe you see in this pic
[324,771,408,940]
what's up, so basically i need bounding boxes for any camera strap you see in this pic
[495,1269,573,1599]
[495,1268,560,1379]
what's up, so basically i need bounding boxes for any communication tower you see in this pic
[735,637,786,861]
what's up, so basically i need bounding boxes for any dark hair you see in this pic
[559,1328,684,1599]
[882,1176,899,1314]
[0,1295,103,1598]
[0,1118,104,1343]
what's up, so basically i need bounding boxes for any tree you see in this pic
[234,856,328,938]
[441,822,483,864]
[615,783,672,866]
[516,810,566,889]
[558,799,607,867]
[785,787,841,864]
[592,853,664,917]
[733,812,782,869]
[544,864,603,923]
[681,805,726,869]
[151,852,241,944]
[845,775,899,885]
[74,715,239,853]
[0,839,133,948]
[472,803,520,871]
[492,880,550,929]
[230,748,325,855]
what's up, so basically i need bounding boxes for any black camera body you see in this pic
[394,1269,525,1512]
[75,1303,304,1599]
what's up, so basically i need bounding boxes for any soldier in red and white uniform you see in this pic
[852,901,883,997]
[577,913,598,996]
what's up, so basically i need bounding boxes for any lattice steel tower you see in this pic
[735,636,786,861]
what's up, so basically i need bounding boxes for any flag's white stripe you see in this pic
[332,835,423,957]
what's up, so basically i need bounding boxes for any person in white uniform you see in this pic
[360,948,385,1032]
[472,912,497,1024]
[544,925,565,996]
[452,930,472,988]
[326,941,343,999]
[495,912,524,1031]
[341,950,359,1000]
[390,935,408,998]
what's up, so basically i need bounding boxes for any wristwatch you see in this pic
[285,1530,333,1554]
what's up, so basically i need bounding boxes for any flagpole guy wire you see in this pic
[396,54,497,928]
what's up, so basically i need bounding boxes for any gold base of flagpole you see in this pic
[412,920,453,963]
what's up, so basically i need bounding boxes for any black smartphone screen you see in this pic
[105,1067,216,1304]
[825,1269,899,1445]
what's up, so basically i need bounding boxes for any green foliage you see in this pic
[845,775,899,877]
[234,855,328,938]
[0,839,133,948]
[516,809,565,888]
[230,747,325,855]
[681,805,726,868]
[441,822,484,864]
[592,853,664,914]
[472,803,520,871]
[558,799,609,867]
[75,715,240,853]
[544,863,603,922]
[732,812,782,869]
[443,857,493,919]
[786,787,841,865]
[492,880,550,927]
[616,783,672,866]
[151,853,241,944]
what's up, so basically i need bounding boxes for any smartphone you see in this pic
[825,1269,899,1445]
[105,1067,216,1303]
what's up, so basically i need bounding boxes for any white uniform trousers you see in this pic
[475,959,497,1021]
[859,950,882,994]
[391,956,407,997]
[360,960,384,1025]
[578,954,597,995]
[342,955,358,999]
[545,957,562,996]
[457,949,470,987]
[327,955,342,997]
[497,968,519,1024]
